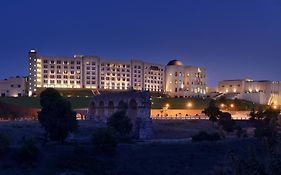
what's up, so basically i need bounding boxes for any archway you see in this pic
[108,101,114,117]
[128,99,138,132]
[118,100,127,111]
[89,102,96,117]
[98,101,105,120]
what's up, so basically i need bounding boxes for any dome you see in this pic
[167,59,183,66]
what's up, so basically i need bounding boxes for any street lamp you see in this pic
[187,102,192,108]
[230,104,235,108]
[220,103,225,108]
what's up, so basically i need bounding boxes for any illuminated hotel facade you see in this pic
[218,79,281,106]
[28,49,206,97]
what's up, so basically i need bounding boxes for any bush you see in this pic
[92,128,117,154]
[16,138,39,165]
[218,112,236,132]
[192,131,221,142]
[0,133,10,155]
[107,110,133,138]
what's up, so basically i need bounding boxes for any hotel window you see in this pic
[43,65,48,68]
[76,61,81,65]
[43,60,48,63]
[70,61,74,64]
[92,62,95,65]
[77,66,80,69]
[63,61,68,64]
[63,75,67,79]
[51,61,55,64]
[57,66,61,69]
[57,80,61,84]
[64,80,68,83]
[57,61,61,64]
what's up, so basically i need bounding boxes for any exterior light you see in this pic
[165,103,170,108]
[230,104,234,108]
[187,102,192,108]
[273,105,277,109]
[220,104,225,108]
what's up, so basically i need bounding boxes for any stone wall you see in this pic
[88,91,153,139]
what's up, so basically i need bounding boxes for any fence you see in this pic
[152,115,250,120]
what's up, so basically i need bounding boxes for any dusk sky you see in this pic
[0,0,280,86]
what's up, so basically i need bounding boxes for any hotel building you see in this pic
[218,79,281,106]
[28,49,206,97]
[0,76,27,97]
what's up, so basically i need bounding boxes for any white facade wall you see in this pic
[218,79,281,106]
[0,77,27,97]
[165,64,207,97]
[28,50,206,97]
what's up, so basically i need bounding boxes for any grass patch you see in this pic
[0,97,91,109]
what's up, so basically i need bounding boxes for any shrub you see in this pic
[92,128,117,153]
[16,138,39,165]
[107,110,132,138]
[0,133,10,155]
[218,112,236,132]
[192,131,221,142]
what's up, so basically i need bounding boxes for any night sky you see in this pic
[0,0,281,87]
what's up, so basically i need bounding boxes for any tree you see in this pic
[252,107,280,149]
[218,112,236,132]
[107,110,132,138]
[38,88,77,142]
[202,100,222,125]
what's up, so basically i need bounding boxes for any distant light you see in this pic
[187,102,192,108]
[220,104,225,108]
[230,104,234,108]
[30,49,36,53]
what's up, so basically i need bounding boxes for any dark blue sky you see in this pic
[0,0,280,86]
